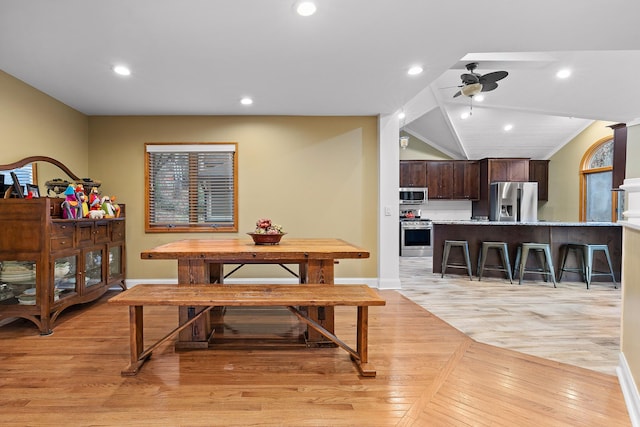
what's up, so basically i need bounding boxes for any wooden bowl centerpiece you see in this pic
[247,232,286,245]
[249,218,285,245]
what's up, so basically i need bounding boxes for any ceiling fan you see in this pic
[453,62,508,98]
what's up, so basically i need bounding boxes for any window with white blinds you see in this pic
[145,143,238,233]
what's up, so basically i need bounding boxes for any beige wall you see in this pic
[87,116,379,281]
[539,121,614,221]
[0,70,88,176]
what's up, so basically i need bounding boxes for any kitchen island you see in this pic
[432,221,622,282]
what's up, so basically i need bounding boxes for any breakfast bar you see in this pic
[432,221,622,282]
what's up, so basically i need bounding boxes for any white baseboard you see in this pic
[618,352,640,426]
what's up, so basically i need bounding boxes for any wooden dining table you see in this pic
[140,238,370,348]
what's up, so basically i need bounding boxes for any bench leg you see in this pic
[122,305,149,376]
[287,305,376,377]
[355,306,376,377]
[121,305,215,377]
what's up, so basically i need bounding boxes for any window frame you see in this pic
[144,142,238,233]
[579,136,615,222]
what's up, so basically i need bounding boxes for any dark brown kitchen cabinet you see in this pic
[485,158,529,182]
[399,160,427,187]
[425,161,453,199]
[0,198,126,334]
[529,160,549,201]
[453,161,480,200]
[424,161,479,200]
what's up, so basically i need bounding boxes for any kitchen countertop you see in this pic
[432,220,620,227]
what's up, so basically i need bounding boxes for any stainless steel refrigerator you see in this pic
[489,182,538,222]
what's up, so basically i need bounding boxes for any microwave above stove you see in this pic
[399,188,428,205]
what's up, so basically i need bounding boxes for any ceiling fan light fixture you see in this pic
[461,83,482,97]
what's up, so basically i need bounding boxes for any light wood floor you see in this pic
[399,256,622,376]
[0,283,630,426]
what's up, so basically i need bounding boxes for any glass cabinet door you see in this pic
[0,260,36,305]
[54,255,77,301]
[108,245,123,279]
[84,249,104,288]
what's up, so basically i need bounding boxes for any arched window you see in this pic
[580,137,614,221]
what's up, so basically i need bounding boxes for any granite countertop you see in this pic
[432,220,620,227]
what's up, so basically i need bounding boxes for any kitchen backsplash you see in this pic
[420,200,472,221]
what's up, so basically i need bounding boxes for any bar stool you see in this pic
[558,243,586,283]
[477,242,512,283]
[558,243,617,289]
[441,240,473,280]
[513,242,556,287]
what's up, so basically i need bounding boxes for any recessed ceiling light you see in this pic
[240,97,253,105]
[503,124,513,131]
[460,112,470,120]
[112,65,131,76]
[407,65,423,76]
[474,94,484,102]
[295,1,317,16]
[556,68,571,79]
[398,112,406,120]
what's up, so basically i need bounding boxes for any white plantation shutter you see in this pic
[145,143,237,232]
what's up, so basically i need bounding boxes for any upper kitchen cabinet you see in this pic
[425,160,479,200]
[453,161,480,200]
[529,160,549,201]
[483,158,530,182]
[425,161,453,199]
[399,161,427,187]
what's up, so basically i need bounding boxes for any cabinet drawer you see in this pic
[51,222,74,238]
[51,236,74,251]
[94,222,110,243]
[111,221,125,241]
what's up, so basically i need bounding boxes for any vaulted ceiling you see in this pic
[1,1,639,159]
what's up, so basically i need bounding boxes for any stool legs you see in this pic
[585,245,617,289]
[478,242,512,283]
[442,240,472,280]
[514,243,556,287]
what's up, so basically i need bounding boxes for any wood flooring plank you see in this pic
[0,286,630,426]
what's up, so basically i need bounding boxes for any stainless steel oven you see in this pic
[400,219,433,257]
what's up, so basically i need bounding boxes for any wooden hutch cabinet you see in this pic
[0,197,126,334]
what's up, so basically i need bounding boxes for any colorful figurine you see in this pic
[61,184,81,219]
[89,187,101,211]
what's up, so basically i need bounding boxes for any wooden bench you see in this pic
[108,284,386,377]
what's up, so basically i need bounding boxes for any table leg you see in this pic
[177,259,211,349]
[304,259,335,344]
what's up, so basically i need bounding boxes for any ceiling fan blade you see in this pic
[481,82,498,92]
[453,90,462,98]
[479,70,508,84]
[460,73,479,85]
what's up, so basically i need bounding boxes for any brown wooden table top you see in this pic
[140,238,370,262]
[109,284,386,307]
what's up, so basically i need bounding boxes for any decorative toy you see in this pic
[61,184,81,219]
[89,187,101,211]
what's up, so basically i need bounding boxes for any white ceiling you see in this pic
[1,1,640,160]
